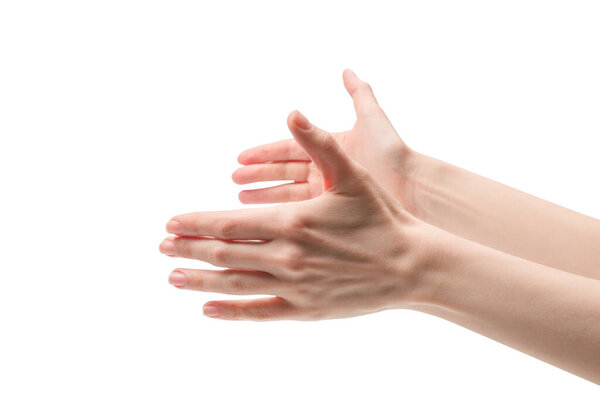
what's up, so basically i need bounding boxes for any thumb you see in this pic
[342,69,382,118]
[287,110,357,191]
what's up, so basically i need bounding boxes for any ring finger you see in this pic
[169,268,283,296]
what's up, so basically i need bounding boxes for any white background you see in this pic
[1,1,599,398]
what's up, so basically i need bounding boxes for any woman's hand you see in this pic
[234,70,600,283]
[160,110,430,321]
[232,70,419,212]
[160,108,600,384]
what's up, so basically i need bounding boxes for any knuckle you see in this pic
[319,133,337,153]
[293,284,315,302]
[255,164,267,177]
[282,246,306,272]
[223,275,246,293]
[249,307,272,321]
[305,306,326,321]
[282,211,313,234]
[303,162,311,178]
[178,239,193,258]
[216,219,236,239]
[210,245,229,266]
[226,308,241,320]
[280,212,318,245]
[190,217,203,234]
[283,215,307,235]
[191,274,204,290]
[284,163,295,179]
[359,81,373,93]
[353,164,371,181]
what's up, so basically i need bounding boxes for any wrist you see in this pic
[396,219,474,312]
[395,148,428,217]
[403,152,476,232]
[404,224,508,315]
[384,213,452,310]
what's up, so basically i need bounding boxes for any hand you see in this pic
[233,70,418,211]
[160,110,430,321]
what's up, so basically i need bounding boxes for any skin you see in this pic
[160,72,600,383]
[233,70,600,280]
[161,111,422,320]
[233,70,414,208]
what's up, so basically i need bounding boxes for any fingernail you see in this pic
[203,304,220,318]
[169,271,186,287]
[160,238,176,256]
[294,110,312,131]
[166,220,182,234]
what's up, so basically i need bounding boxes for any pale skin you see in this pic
[160,71,600,384]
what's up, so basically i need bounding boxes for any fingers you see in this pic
[232,161,310,185]
[237,139,309,165]
[202,296,297,321]
[169,268,282,295]
[166,207,281,240]
[287,110,358,191]
[342,69,382,118]
[238,182,315,204]
[160,236,279,273]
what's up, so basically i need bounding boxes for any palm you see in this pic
[233,70,409,205]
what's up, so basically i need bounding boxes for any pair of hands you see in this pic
[160,70,433,321]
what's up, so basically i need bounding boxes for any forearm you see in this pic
[404,151,600,279]
[408,227,600,384]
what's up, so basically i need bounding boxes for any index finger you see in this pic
[237,139,309,165]
[166,207,282,240]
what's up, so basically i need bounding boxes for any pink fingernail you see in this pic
[169,271,186,287]
[160,238,176,256]
[203,304,220,318]
[166,220,182,234]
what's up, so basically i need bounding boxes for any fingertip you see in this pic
[166,219,182,234]
[286,110,296,128]
[288,109,311,132]
[343,68,357,80]
[237,151,250,165]
[159,236,177,256]
[168,270,187,288]
[203,302,221,318]
[231,168,242,184]
[239,190,264,204]
[343,68,358,88]
[238,190,250,204]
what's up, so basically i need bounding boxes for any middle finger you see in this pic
[160,236,281,274]
[232,161,310,184]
